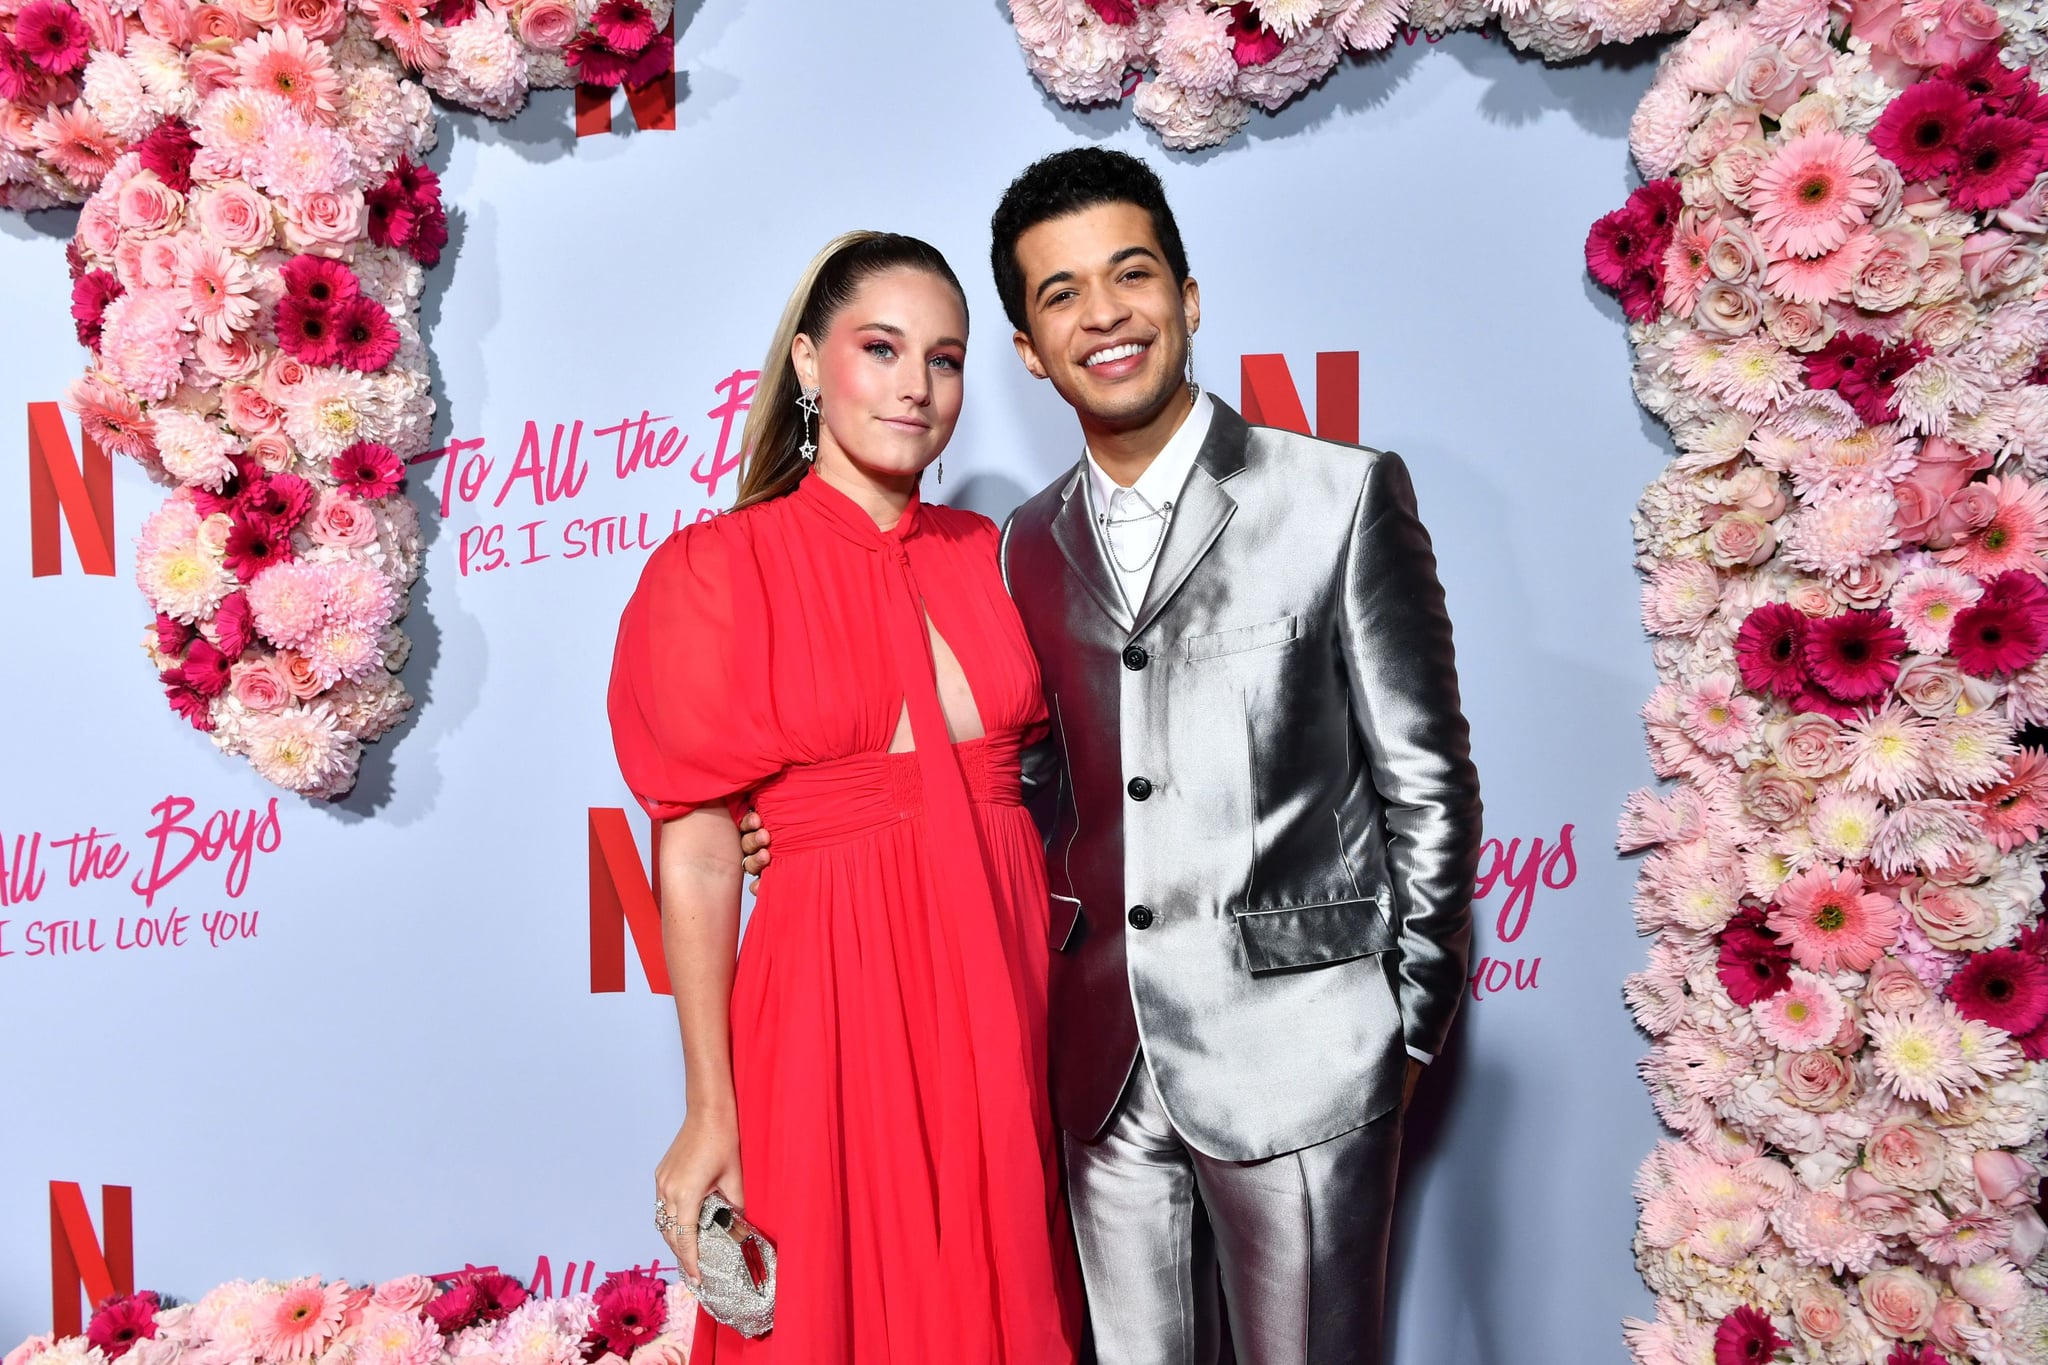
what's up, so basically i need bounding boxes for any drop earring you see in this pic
[937,459,944,486]
[796,385,819,462]
[1186,335,1199,404]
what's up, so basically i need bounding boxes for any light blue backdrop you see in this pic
[0,3,1665,1360]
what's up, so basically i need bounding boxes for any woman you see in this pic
[606,232,1080,1364]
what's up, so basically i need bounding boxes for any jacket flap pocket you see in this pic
[1235,896,1393,973]
[1184,614,1298,662]
[1051,893,1086,953]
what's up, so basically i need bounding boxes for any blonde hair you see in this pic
[732,231,968,511]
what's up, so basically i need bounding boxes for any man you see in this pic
[749,147,1480,1365]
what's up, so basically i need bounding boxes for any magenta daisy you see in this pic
[332,296,400,373]
[1718,909,1794,1006]
[12,0,90,76]
[1766,866,1900,973]
[333,442,404,500]
[1712,1306,1785,1365]
[1950,572,2048,678]
[1870,79,1976,181]
[257,1277,346,1360]
[223,516,295,584]
[1735,602,1810,700]
[1752,968,1846,1051]
[1888,564,1982,653]
[1949,115,2047,213]
[584,1271,666,1359]
[1948,947,2048,1036]
[1586,201,1663,289]
[1801,608,1905,702]
[1749,129,1884,259]
[85,1291,161,1360]
[279,255,361,310]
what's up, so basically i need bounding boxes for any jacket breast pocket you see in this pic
[1235,891,1395,973]
[1183,614,1298,662]
[1051,893,1086,953]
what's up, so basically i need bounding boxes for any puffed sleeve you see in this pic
[607,520,782,821]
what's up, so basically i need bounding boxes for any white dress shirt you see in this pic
[1084,392,1214,614]
[1084,392,1433,1067]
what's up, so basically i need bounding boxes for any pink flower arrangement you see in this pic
[11,1274,699,1365]
[0,0,684,795]
[1608,2,2048,1359]
[1013,0,1739,147]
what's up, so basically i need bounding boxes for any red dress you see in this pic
[607,472,1081,1365]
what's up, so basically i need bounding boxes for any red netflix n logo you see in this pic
[50,1181,133,1337]
[27,402,114,577]
[589,807,671,994]
[1239,352,1360,444]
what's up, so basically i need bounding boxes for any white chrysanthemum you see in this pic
[1329,0,1410,47]
[194,89,289,182]
[1843,705,1934,802]
[1156,2,1238,92]
[82,51,156,144]
[127,35,196,121]
[1629,78,1706,180]
[244,704,356,795]
[1251,0,1323,39]
[138,541,231,623]
[151,409,241,491]
[1807,789,1884,863]
[1020,9,1131,107]
[1868,1002,1979,1111]
[283,369,381,461]
[1928,712,2019,796]
[1707,334,1801,415]
[1895,355,1992,437]
[1778,490,1898,577]
[434,9,530,120]
[1132,78,1252,151]
[1579,0,1680,44]
[1956,1017,2023,1084]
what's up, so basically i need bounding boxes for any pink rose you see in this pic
[230,657,292,712]
[281,189,366,251]
[4,1337,54,1365]
[1973,1150,2037,1208]
[139,0,191,43]
[118,173,185,236]
[1771,712,1846,778]
[189,2,249,38]
[247,432,294,473]
[1949,481,2001,535]
[1865,1116,1948,1191]
[1730,44,1803,114]
[1777,1048,1854,1110]
[1744,768,1813,825]
[1763,296,1832,350]
[1847,1167,1916,1232]
[1893,655,1966,716]
[1716,467,1788,520]
[1791,1284,1850,1343]
[308,489,378,547]
[229,0,277,24]
[221,383,283,436]
[1708,510,1775,567]
[196,332,264,381]
[1696,281,1762,336]
[79,195,121,261]
[136,236,183,290]
[515,0,576,47]
[1937,0,2001,43]
[263,353,313,404]
[1914,300,1975,351]
[1832,557,1899,608]
[372,1274,436,1313]
[1904,883,1999,950]
[1865,955,1932,1012]
[1921,237,1966,305]
[189,48,239,98]
[2011,1205,2047,1266]
[196,181,273,253]
[1962,230,2037,299]
[279,651,326,700]
[1859,1266,1939,1339]
[1996,173,2048,235]
[196,513,233,558]
[1787,579,1838,617]
[277,0,344,37]
[1853,225,1928,313]
[1929,1295,1980,1353]
[1705,222,1765,283]
[630,1344,686,1365]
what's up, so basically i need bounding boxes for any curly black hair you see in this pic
[989,147,1190,335]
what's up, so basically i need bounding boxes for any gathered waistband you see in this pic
[749,733,1023,853]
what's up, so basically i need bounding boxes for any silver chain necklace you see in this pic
[1098,494,1174,574]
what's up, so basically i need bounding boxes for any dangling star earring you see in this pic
[796,385,820,462]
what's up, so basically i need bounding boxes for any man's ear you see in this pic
[1012,327,1049,382]
[1182,276,1202,337]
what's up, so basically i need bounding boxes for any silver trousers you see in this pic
[1064,1055,1403,1365]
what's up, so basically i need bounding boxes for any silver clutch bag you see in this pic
[695,1191,776,1338]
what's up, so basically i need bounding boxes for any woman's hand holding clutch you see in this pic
[654,1108,745,1284]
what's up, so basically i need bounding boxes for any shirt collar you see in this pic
[1084,391,1215,516]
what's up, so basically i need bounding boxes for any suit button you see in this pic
[1127,905,1153,930]
[1127,776,1153,801]
[1122,645,1149,671]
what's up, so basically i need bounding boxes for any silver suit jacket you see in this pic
[999,399,1482,1162]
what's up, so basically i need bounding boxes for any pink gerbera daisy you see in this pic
[85,1291,161,1360]
[279,254,360,309]
[1949,115,2047,213]
[13,0,91,76]
[176,242,258,344]
[1680,675,1762,754]
[1889,564,1982,653]
[64,372,156,464]
[1750,129,1884,259]
[1662,220,1719,318]
[1735,602,1810,699]
[366,0,445,72]
[1974,748,2048,852]
[1870,79,1976,181]
[1713,1306,1785,1365]
[1802,608,1905,702]
[215,591,254,655]
[1753,968,1847,1051]
[1766,866,1900,973]
[257,1277,345,1360]
[224,516,294,583]
[232,27,342,123]
[31,104,120,184]
[1765,231,1875,306]
[1940,476,2048,580]
[333,441,403,500]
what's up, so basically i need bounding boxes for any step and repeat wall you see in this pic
[0,3,1664,1359]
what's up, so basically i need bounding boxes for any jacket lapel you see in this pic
[1131,399,1248,639]
[1048,462,1136,637]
